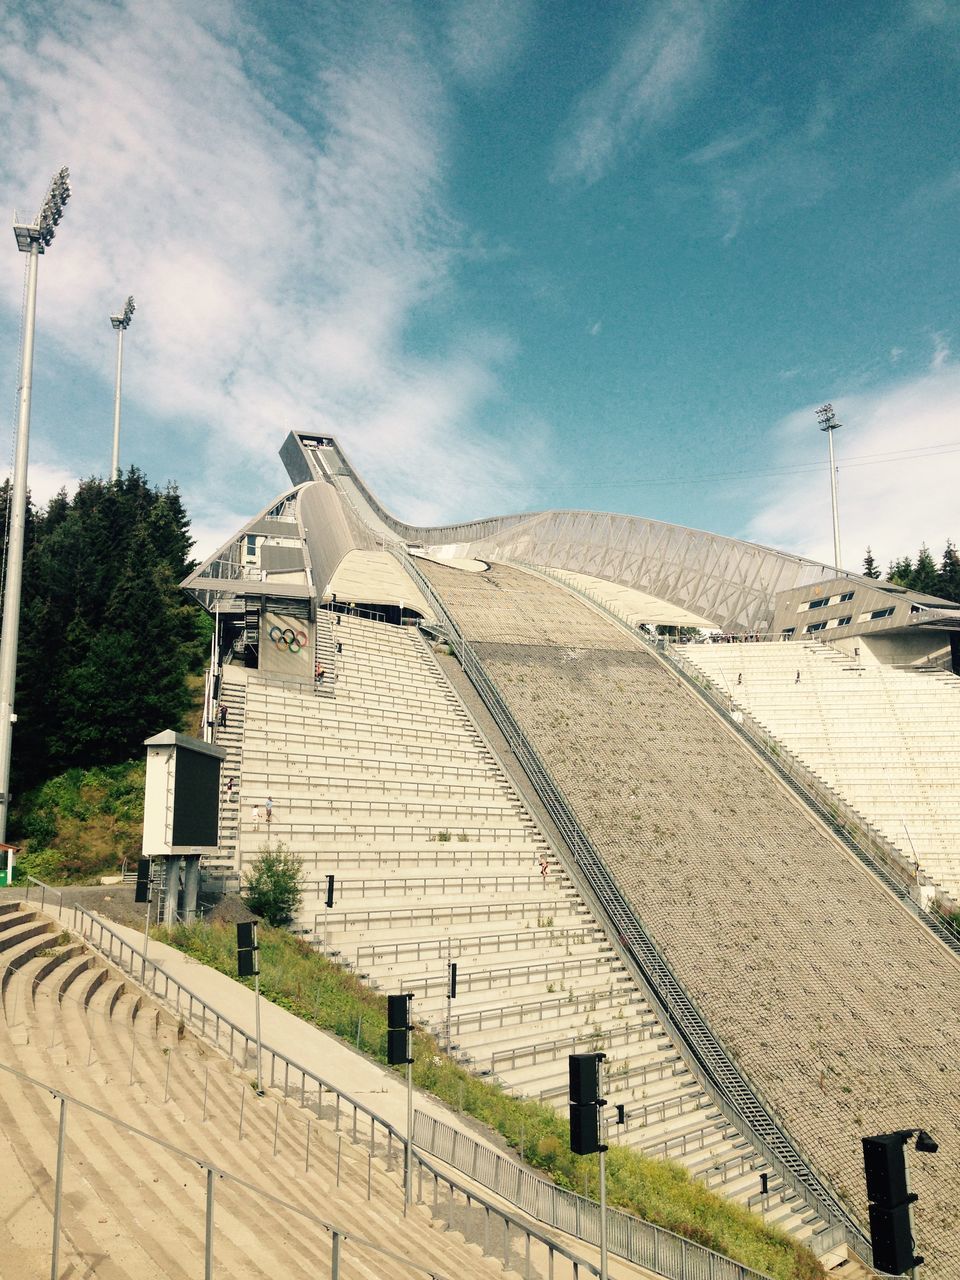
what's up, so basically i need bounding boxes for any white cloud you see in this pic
[446,0,532,86]
[26,461,79,508]
[746,364,960,570]
[588,320,602,336]
[931,332,950,369]
[0,0,544,540]
[551,0,724,186]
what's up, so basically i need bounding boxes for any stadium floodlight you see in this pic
[110,295,136,479]
[0,168,72,845]
[816,402,842,571]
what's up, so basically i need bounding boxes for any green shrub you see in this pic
[241,844,306,927]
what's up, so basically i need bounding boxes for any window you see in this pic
[835,615,852,626]
[781,627,796,637]
[244,534,258,561]
[806,621,827,633]
[869,607,894,620]
[839,590,854,602]
[805,597,829,610]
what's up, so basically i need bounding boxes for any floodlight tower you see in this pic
[816,402,842,570]
[110,295,135,480]
[0,168,72,844]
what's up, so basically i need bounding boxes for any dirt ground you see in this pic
[32,882,255,931]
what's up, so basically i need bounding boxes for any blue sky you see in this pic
[0,0,958,571]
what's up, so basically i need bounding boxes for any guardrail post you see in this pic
[331,1230,341,1279]
[49,1097,67,1280]
[204,1166,215,1280]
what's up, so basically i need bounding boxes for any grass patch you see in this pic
[11,761,146,884]
[161,919,824,1280]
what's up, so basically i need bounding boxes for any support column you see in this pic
[163,856,181,926]
[182,856,201,923]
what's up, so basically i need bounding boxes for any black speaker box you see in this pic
[569,1053,600,1105]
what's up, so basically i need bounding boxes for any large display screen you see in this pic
[171,749,221,848]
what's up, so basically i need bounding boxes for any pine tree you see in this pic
[887,556,914,588]
[2,470,206,791]
[862,547,881,579]
[938,541,960,603]
[911,545,939,596]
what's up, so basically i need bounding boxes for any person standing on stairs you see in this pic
[218,703,228,728]
[266,796,273,823]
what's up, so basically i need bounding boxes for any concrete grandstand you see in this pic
[176,431,960,1279]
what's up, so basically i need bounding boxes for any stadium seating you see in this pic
[224,611,845,1250]
[677,639,960,899]
[0,900,513,1279]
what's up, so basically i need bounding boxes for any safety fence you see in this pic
[416,1113,772,1280]
[394,548,872,1266]
[19,880,601,1280]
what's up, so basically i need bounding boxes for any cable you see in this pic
[564,440,960,491]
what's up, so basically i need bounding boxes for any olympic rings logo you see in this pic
[268,624,308,654]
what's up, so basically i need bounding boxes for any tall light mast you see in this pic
[0,168,72,843]
[110,295,135,480]
[816,402,842,570]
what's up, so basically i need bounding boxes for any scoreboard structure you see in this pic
[142,731,227,922]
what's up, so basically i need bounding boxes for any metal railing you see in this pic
[415,1113,771,1280]
[394,547,872,1264]
[0,1058,450,1280]
[18,882,601,1280]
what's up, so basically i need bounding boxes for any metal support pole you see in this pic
[826,425,841,570]
[50,1097,67,1280]
[598,1053,608,1280]
[253,970,263,1094]
[110,324,124,480]
[598,1146,608,1280]
[204,1166,215,1280]
[331,1230,341,1279]
[141,881,152,984]
[0,241,40,846]
[405,1058,413,1210]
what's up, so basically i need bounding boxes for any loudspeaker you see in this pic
[569,1103,600,1155]
[867,1201,916,1275]
[387,1028,411,1066]
[569,1054,600,1105]
[134,859,151,904]
[237,921,257,951]
[387,994,410,1030]
[862,1134,909,1209]
[325,874,335,909]
[237,947,259,979]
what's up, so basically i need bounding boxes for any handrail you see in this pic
[393,546,872,1264]
[413,1112,773,1280]
[0,1058,450,1280]
[19,882,601,1280]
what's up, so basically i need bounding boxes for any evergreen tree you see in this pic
[862,547,881,579]
[0,470,205,792]
[938,541,960,603]
[887,556,914,588]
[911,545,939,596]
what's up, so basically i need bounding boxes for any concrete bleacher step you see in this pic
[0,905,509,1280]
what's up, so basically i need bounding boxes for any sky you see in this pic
[0,0,957,572]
